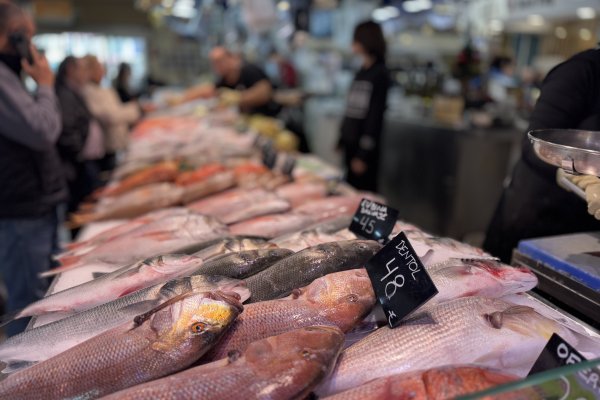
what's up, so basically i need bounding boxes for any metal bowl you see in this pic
[528,129,600,176]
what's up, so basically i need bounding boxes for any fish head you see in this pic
[189,275,251,303]
[242,326,344,396]
[437,261,538,298]
[146,291,243,354]
[225,237,272,252]
[476,299,579,372]
[290,269,376,331]
[145,254,204,276]
[339,240,383,260]
[183,215,228,238]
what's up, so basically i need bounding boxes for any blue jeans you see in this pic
[0,211,57,336]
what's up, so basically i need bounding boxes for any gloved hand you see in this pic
[567,173,600,220]
[219,89,242,107]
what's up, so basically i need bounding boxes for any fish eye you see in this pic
[301,350,312,359]
[191,322,207,333]
[346,294,358,303]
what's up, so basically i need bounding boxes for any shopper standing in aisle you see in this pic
[82,55,142,173]
[484,47,600,263]
[55,56,104,226]
[338,21,390,192]
[0,1,66,336]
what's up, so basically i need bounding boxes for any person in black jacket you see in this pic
[0,2,66,336]
[484,48,600,262]
[55,56,103,220]
[338,21,390,192]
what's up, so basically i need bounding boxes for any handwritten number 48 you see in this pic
[380,257,405,300]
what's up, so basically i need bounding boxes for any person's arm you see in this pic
[0,48,61,151]
[86,87,141,127]
[239,79,273,108]
[55,89,89,160]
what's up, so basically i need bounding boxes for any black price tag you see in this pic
[365,232,438,328]
[261,142,277,170]
[529,333,588,375]
[281,156,296,177]
[349,198,399,244]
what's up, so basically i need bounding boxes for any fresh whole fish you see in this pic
[221,196,291,224]
[192,236,274,261]
[0,291,242,400]
[294,195,367,220]
[0,275,249,373]
[180,170,236,204]
[275,181,329,207]
[405,232,491,266]
[45,213,228,277]
[204,269,375,362]
[230,212,317,238]
[194,248,294,279]
[175,163,226,186]
[71,183,184,226]
[272,228,357,252]
[246,240,382,302]
[188,188,274,217]
[323,366,518,400]
[13,254,207,320]
[102,326,345,400]
[317,297,581,396]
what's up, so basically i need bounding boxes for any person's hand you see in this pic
[219,89,242,106]
[565,173,600,220]
[350,158,368,175]
[21,46,54,87]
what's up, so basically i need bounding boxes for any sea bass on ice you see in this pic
[0,291,242,400]
[204,269,375,362]
[229,212,317,238]
[246,240,382,303]
[323,366,518,400]
[318,297,581,396]
[0,275,249,373]
[102,326,345,400]
[220,195,291,224]
[193,248,294,279]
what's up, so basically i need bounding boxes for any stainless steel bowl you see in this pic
[528,129,600,176]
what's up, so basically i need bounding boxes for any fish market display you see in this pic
[246,240,382,302]
[192,237,275,261]
[175,163,226,186]
[188,187,274,217]
[272,228,357,252]
[318,297,581,396]
[194,248,294,279]
[294,195,370,220]
[72,183,184,225]
[102,326,345,400]
[180,170,236,204]
[0,291,242,400]
[275,180,329,207]
[93,160,180,199]
[45,213,228,277]
[323,366,518,400]
[220,195,290,224]
[0,276,249,372]
[230,212,318,238]
[14,254,207,319]
[204,269,375,361]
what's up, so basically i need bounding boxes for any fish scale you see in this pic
[0,275,248,372]
[245,240,382,303]
[318,296,579,396]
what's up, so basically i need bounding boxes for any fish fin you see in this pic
[56,254,82,268]
[131,294,191,328]
[2,360,36,374]
[92,272,109,279]
[0,310,23,327]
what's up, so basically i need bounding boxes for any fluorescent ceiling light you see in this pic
[527,14,544,26]
[277,1,290,12]
[554,26,567,39]
[576,7,596,19]
[372,6,400,22]
[579,28,592,41]
[171,0,196,18]
[403,0,432,13]
[489,19,503,31]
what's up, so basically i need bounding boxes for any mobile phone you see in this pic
[8,31,33,64]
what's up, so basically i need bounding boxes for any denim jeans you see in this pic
[0,211,57,336]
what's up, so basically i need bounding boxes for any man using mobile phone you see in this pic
[0,1,66,336]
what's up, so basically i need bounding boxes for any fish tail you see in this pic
[0,309,24,327]
[38,261,81,278]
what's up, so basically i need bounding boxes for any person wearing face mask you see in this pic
[338,21,390,192]
[0,1,66,336]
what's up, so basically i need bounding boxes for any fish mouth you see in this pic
[206,291,244,313]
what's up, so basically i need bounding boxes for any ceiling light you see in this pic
[171,0,196,18]
[372,6,400,22]
[554,26,567,39]
[527,14,545,26]
[489,19,503,32]
[277,1,290,12]
[579,28,592,41]
[576,7,596,20]
[402,0,432,13]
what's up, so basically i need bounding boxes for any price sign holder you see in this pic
[365,232,438,328]
[349,198,398,244]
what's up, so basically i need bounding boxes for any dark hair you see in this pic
[353,20,386,63]
[490,56,512,71]
[115,62,131,87]
[0,1,23,35]
[55,56,78,87]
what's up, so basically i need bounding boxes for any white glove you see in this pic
[568,173,600,220]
